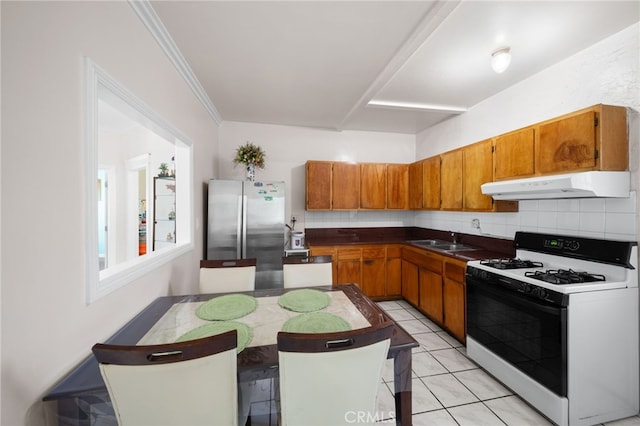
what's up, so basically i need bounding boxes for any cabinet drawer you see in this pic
[338,248,362,260]
[402,248,442,273]
[309,246,336,259]
[363,246,385,259]
[444,260,466,282]
[386,245,401,258]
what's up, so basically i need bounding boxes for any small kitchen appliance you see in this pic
[466,231,638,426]
[290,231,305,248]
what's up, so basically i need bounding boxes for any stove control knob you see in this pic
[532,287,547,299]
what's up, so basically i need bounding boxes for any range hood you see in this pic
[481,171,630,200]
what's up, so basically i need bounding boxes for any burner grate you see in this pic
[480,258,544,270]
[525,269,606,285]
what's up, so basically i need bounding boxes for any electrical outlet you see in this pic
[471,218,480,229]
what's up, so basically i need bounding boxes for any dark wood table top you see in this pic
[43,284,418,401]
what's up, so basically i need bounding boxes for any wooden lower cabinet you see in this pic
[420,268,443,323]
[443,259,466,343]
[401,246,467,343]
[311,244,402,298]
[337,247,362,288]
[362,246,386,297]
[386,245,402,296]
[401,259,419,307]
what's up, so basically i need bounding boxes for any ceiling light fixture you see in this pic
[491,47,511,74]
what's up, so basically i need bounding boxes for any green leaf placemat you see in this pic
[175,321,253,353]
[281,312,351,334]
[278,289,331,313]
[196,294,257,320]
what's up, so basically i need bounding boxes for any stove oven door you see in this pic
[466,276,567,397]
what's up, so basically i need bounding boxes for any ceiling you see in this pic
[150,1,640,135]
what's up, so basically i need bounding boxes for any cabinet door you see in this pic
[440,150,463,210]
[537,110,597,174]
[443,260,466,343]
[422,157,441,210]
[443,278,465,343]
[362,246,386,297]
[463,140,493,211]
[419,268,443,324]
[386,245,402,296]
[494,128,535,180]
[408,161,423,209]
[362,258,386,297]
[332,162,360,210]
[306,161,332,210]
[386,164,409,209]
[337,247,362,287]
[360,163,387,209]
[401,260,419,307]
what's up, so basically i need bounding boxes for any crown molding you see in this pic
[128,0,223,125]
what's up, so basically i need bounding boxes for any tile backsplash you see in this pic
[304,192,637,242]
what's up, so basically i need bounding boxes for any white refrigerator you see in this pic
[206,179,286,289]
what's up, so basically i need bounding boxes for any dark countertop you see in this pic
[305,226,515,261]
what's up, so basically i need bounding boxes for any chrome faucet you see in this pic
[450,232,458,245]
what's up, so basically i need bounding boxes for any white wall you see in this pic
[416,23,640,241]
[218,121,416,230]
[1,2,218,425]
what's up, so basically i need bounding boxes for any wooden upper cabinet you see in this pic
[440,150,463,210]
[408,161,423,209]
[332,162,360,210]
[305,161,332,210]
[463,140,493,211]
[360,163,387,209]
[422,157,441,210]
[494,127,535,180]
[386,164,409,209]
[536,105,628,175]
[537,110,597,174]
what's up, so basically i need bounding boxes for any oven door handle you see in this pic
[468,278,564,316]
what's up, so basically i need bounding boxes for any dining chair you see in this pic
[199,258,257,294]
[282,255,333,288]
[277,323,393,425]
[92,330,238,426]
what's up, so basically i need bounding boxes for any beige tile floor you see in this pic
[248,299,640,425]
[375,299,640,426]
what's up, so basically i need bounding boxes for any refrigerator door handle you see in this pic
[241,195,248,258]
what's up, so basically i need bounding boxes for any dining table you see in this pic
[43,284,418,425]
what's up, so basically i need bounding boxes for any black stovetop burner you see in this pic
[480,258,544,270]
[525,269,606,285]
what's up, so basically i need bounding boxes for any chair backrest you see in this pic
[282,255,333,288]
[199,258,256,294]
[277,323,393,425]
[92,330,238,426]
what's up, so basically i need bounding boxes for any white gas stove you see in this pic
[466,232,639,426]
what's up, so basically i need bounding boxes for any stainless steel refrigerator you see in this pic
[206,179,286,289]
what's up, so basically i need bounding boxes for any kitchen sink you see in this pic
[409,239,445,246]
[432,243,474,251]
[409,239,475,252]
